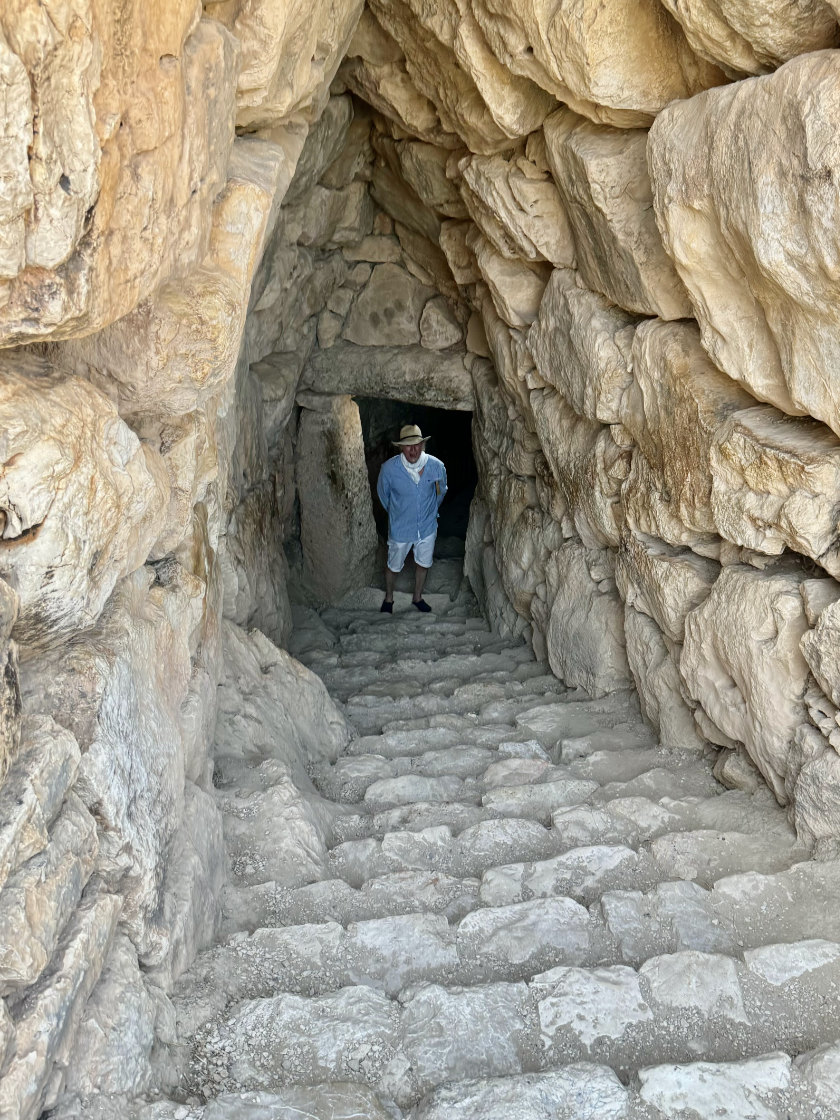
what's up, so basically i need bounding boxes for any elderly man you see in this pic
[376,424,447,613]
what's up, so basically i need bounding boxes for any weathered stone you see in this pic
[470,231,550,328]
[478,299,536,422]
[285,95,355,205]
[615,529,719,644]
[207,0,364,130]
[420,297,463,349]
[543,110,692,319]
[0,357,169,651]
[370,161,443,242]
[530,389,626,549]
[791,734,840,849]
[395,223,460,301]
[368,0,554,152]
[458,151,575,266]
[621,320,756,539]
[373,134,468,218]
[0,14,238,346]
[439,221,481,285]
[296,397,378,603]
[304,343,474,409]
[528,268,637,425]
[472,360,540,478]
[0,793,98,996]
[681,564,812,801]
[20,565,204,963]
[282,181,374,249]
[659,0,839,77]
[343,235,402,263]
[543,541,631,697]
[710,406,840,578]
[649,51,840,430]
[802,600,840,710]
[0,577,20,781]
[343,262,432,346]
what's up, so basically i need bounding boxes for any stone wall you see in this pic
[3,0,840,1112]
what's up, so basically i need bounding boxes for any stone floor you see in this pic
[60,583,840,1119]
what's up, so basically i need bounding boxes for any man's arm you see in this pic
[376,462,391,511]
[436,463,448,508]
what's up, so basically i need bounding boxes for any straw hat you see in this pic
[392,424,429,447]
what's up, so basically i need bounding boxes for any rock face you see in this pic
[4,0,840,1112]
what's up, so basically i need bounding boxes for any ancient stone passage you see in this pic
[4,0,840,1117]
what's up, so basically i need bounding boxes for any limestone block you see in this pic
[544,541,631,697]
[470,231,550,328]
[792,736,840,850]
[395,223,460,301]
[343,235,403,263]
[472,360,540,477]
[470,0,724,128]
[320,113,375,191]
[20,565,204,963]
[0,14,238,345]
[284,95,355,205]
[296,397,378,603]
[206,0,364,130]
[530,388,626,549]
[658,0,838,77]
[478,300,536,422]
[0,578,20,781]
[0,28,32,278]
[282,181,375,248]
[622,320,756,539]
[420,298,463,349]
[59,138,285,418]
[0,358,169,651]
[624,605,707,752]
[145,783,225,990]
[0,793,98,996]
[440,221,480,285]
[343,262,433,346]
[621,448,719,554]
[681,564,812,801]
[710,406,840,578]
[215,622,353,774]
[245,245,337,367]
[648,52,840,430]
[252,352,308,459]
[543,110,692,319]
[0,887,121,1120]
[458,151,575,267]
[368,0,554,152]
[493,495,549,617]
[802,600,840,709]
[615,529,719,644]
[528,268,637,425]
[371,161,443,242]
[340,13,458,149]
[373,135,468,218]
[0,716,80,896]
[62,933,159,1097]
[304,343,474,410]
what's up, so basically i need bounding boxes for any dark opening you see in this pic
[356,398,476,556]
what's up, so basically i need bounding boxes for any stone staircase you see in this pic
[95,586,840,1119]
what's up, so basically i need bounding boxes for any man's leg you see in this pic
[384,565,397,603]
[412,563,428,604]
[411,532,435,611]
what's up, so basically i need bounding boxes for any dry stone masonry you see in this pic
[2,0,840,1116]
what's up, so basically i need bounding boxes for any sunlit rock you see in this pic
[649,51,840,431]
[420,297,463,349]
[304,342,474,409]
[470,231,550,328]
[343,262,433,346]
[543,110,692,319]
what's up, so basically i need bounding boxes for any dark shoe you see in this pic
[412,598,432,613]
[380,599,393,613]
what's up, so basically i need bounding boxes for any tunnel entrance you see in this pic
[357,398,477,551]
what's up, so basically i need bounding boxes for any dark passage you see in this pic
[356,398,477,551]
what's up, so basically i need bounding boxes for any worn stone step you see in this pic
[184,944,840,1106]
[312,649,540,699]
[345,726,546,761]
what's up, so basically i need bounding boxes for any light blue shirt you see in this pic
[376,454,447,543]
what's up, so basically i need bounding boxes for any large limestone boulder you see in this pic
[304,342,473,409]
[206,0,364,130]
[543,540,631,697]
[543,110,692,319]
[0,12,238,345]
[621,320,755,540]
[472,360,540,478]
[470,231,550,328]
[528,268,637,425]
[469,0,724,127]
[681,564,812,802]
[530,389,625,548]
[373,134,468,218]
[458,149,575,266]
[0,358,169,651]
[648,51,840,431]
[296,397,378,603]
[802,599,840,710]
[367,0,554,151]
[343,262,433,346]
[658,0,838,77]
[710,406,840,578]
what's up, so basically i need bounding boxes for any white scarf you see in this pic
[401,449,428,484]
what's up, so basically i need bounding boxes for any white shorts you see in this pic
[387,533,436,572]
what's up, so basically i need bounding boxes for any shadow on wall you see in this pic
[357,398,476,547]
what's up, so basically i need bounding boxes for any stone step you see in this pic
[345,727,547,761]
[311,649,540,698]
[183,944,840,1106]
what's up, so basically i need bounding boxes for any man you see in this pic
[376,424,447,613]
